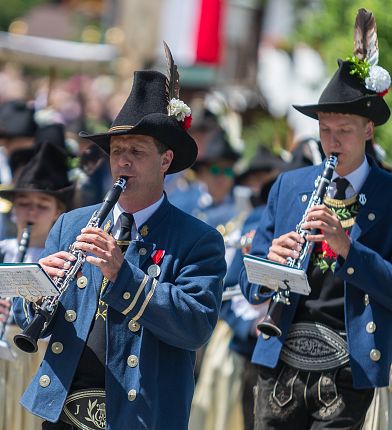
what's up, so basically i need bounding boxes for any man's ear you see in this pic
[365,121,375,140]
[161,150,174,174]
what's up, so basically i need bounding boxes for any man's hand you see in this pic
[39,251,77,279]
[73,227,124,282]
[301,204,351,259]
[267,232,305,265]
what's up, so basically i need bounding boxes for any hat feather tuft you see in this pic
[163,41,180,103]
[354,8,379,66]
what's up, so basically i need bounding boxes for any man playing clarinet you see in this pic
[240,9,392,430]
[13,45,226,430]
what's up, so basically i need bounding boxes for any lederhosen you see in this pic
[254,194,374,429]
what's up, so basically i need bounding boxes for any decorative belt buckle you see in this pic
[280,322,349,372]
[61,389,106,430]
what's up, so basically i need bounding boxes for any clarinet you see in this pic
[13,176,128,353]
[0,223,33,345]
[15,223,33,263]
[257,153,338,337]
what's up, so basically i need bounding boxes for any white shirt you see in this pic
[0,238,43,263]
[328,156,370,199]
[112,194,165,240]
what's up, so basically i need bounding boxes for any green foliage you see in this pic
[294,0,392,161]
[242,114,288,160]
[0,0,47,31]
[346,56,370,81]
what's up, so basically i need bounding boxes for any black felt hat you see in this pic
[237,146,287,178]
[0,100,37,138]
[293,59,390,126]
[79,70,197,174]
[194,128,240,168]
[0,141,75,208]
[9,123,66,176]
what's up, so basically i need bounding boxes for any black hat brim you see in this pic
[79,113,198,174]
[293,95,390,126]
[0,184,76,210]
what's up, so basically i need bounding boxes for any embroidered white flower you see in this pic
[168,98,191,121]
[365,65,391,93]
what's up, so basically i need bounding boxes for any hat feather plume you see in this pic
[163,41,180,102]
[354,8,379,66]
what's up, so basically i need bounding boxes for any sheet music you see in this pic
[244,255,311,295]
[0,264,59,301]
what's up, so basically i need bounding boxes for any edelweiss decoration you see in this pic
[163,41,192,130]
[347,8,391,96]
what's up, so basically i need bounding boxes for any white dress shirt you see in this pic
[112,194,165,240]
[328,156,370,199]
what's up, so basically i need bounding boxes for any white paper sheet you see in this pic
[0,263,59,301]
[244,255,311,295]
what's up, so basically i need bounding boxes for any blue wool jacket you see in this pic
[14,196,226,430]
[240,157,392,389]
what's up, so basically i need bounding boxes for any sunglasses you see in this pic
[209,165,234,178]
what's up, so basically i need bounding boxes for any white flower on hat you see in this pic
[365,65,391,94]
[167,98,192,130]
[168,98,191,121]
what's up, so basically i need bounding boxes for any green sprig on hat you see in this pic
[346,55,370,82]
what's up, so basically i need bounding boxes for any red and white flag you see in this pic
[159,0,225,66]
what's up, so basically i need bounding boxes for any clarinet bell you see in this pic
[13,313,46,353]
[256,292,289,337]
[256,310,283,337]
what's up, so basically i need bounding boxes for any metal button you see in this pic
[39,375,51,388]
[363,294,370,306]
[370,349,381,361]
[368,213,376,221]
[366,101,371,107]
[138,248,147,256]
[65,310,77,322]
[347,267,354,275]
[128,319,140,332]
[253,293,260,301]
[301,194,308,203]
[366,322,376,334]
[77,276,88,289]
[127,389,137,401]
[123,292,131,300]
[127,355,139,368]
[51,342,63,354]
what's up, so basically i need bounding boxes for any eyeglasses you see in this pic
[209,165,234,178]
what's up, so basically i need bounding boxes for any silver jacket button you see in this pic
[127,389,137,401]
[123,292,131,300]
[366,322,376,334]
[363,294,370,306]
[127,355,139,368]
[346,267,354,275]
[39,375,51,388]
[65,310,77,322]
[370,349,381,361]
[77,276,88,289]
[51,342,64,354]
[128,320,140,332]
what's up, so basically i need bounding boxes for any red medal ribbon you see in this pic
[151,249,165,265]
